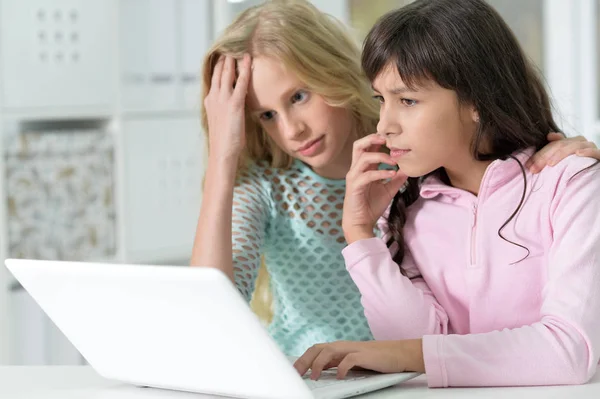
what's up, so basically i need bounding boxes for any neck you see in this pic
[445,157,493,196]
[312,162,350,179]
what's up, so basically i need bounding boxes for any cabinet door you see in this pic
[0,0,117,110]
[120,117,205,263]
[180,0,212,111]
[120,0,178,111]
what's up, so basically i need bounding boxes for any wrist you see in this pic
[343,226,375,244]
[208,150,240,166]
[401,339,425,373]
[209,146,242,164]
[206,156,239,183]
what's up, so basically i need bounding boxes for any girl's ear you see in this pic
[471,108,480,124]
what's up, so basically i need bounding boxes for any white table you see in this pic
[1,366,599,398]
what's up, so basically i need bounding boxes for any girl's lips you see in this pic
[390,149,411,158]
[298,137,324,156]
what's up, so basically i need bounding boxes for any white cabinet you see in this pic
[180,0,212,110]
[4,123,116,262]
[120,117,205,263]
[0,0,212,365]
[120,0,211,112]
[120,0,178,111]
[0,0,117,112]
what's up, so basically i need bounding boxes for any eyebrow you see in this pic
[249,86,304,114]
[371,85,415,95]
[250,107,268,117]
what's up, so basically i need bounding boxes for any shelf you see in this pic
[0,107,116,122]
[120,109,199,120]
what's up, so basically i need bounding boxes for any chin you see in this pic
[300,151,335,169]
[301,157,330,171]
[397,161,436,178]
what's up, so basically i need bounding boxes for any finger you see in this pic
[530,140,592,173]
[383,170,409,196]
[336,353,363,379]
[233,54,252,103]
[556,134,586,142]
[546,132,567,142]
[294,345,324,376]
[220,56,236,94]
[308,347,339,380]
[352,170,398,189]
[547,141,597,166]
[336,351,399,379]
[351,134,386,168]
[576,148,600,159]
[527,138,567,169]
[575,140,598,150]
[210,55,225,91]
[525,153,544,172]
[527,145,562,172]
[353,134,386,152]
[527,139,573,172]
[351,152,396,174]
[528,134,585,169]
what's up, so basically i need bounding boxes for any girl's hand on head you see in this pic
[293,339,424,380]
[525,133,599,173]
[342,134,408,244]
[204,54,252,163]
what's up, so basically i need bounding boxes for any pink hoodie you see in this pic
[342,150,600,388]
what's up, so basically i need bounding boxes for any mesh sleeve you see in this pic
[231,166,272,301]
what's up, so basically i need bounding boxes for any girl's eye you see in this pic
[401,99,417,107]
[292,90,309,103]
[373,95,384,104]
[259,111,275,121]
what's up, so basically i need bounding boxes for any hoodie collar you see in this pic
[420,148,534,200]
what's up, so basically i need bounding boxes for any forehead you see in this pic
[371,63,408,91]
[246,57,303,110]
[372,62,440,93]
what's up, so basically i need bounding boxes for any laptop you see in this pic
[5,259,420,399]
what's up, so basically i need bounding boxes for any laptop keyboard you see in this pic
[287,356,374,389]
[302,369,369,389]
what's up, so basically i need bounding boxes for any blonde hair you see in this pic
[200,0,379,172]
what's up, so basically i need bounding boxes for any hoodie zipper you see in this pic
[470,203,478,266]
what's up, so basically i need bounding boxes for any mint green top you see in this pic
[232,159,373,356]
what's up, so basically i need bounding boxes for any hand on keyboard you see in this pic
[302,369,370,389]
